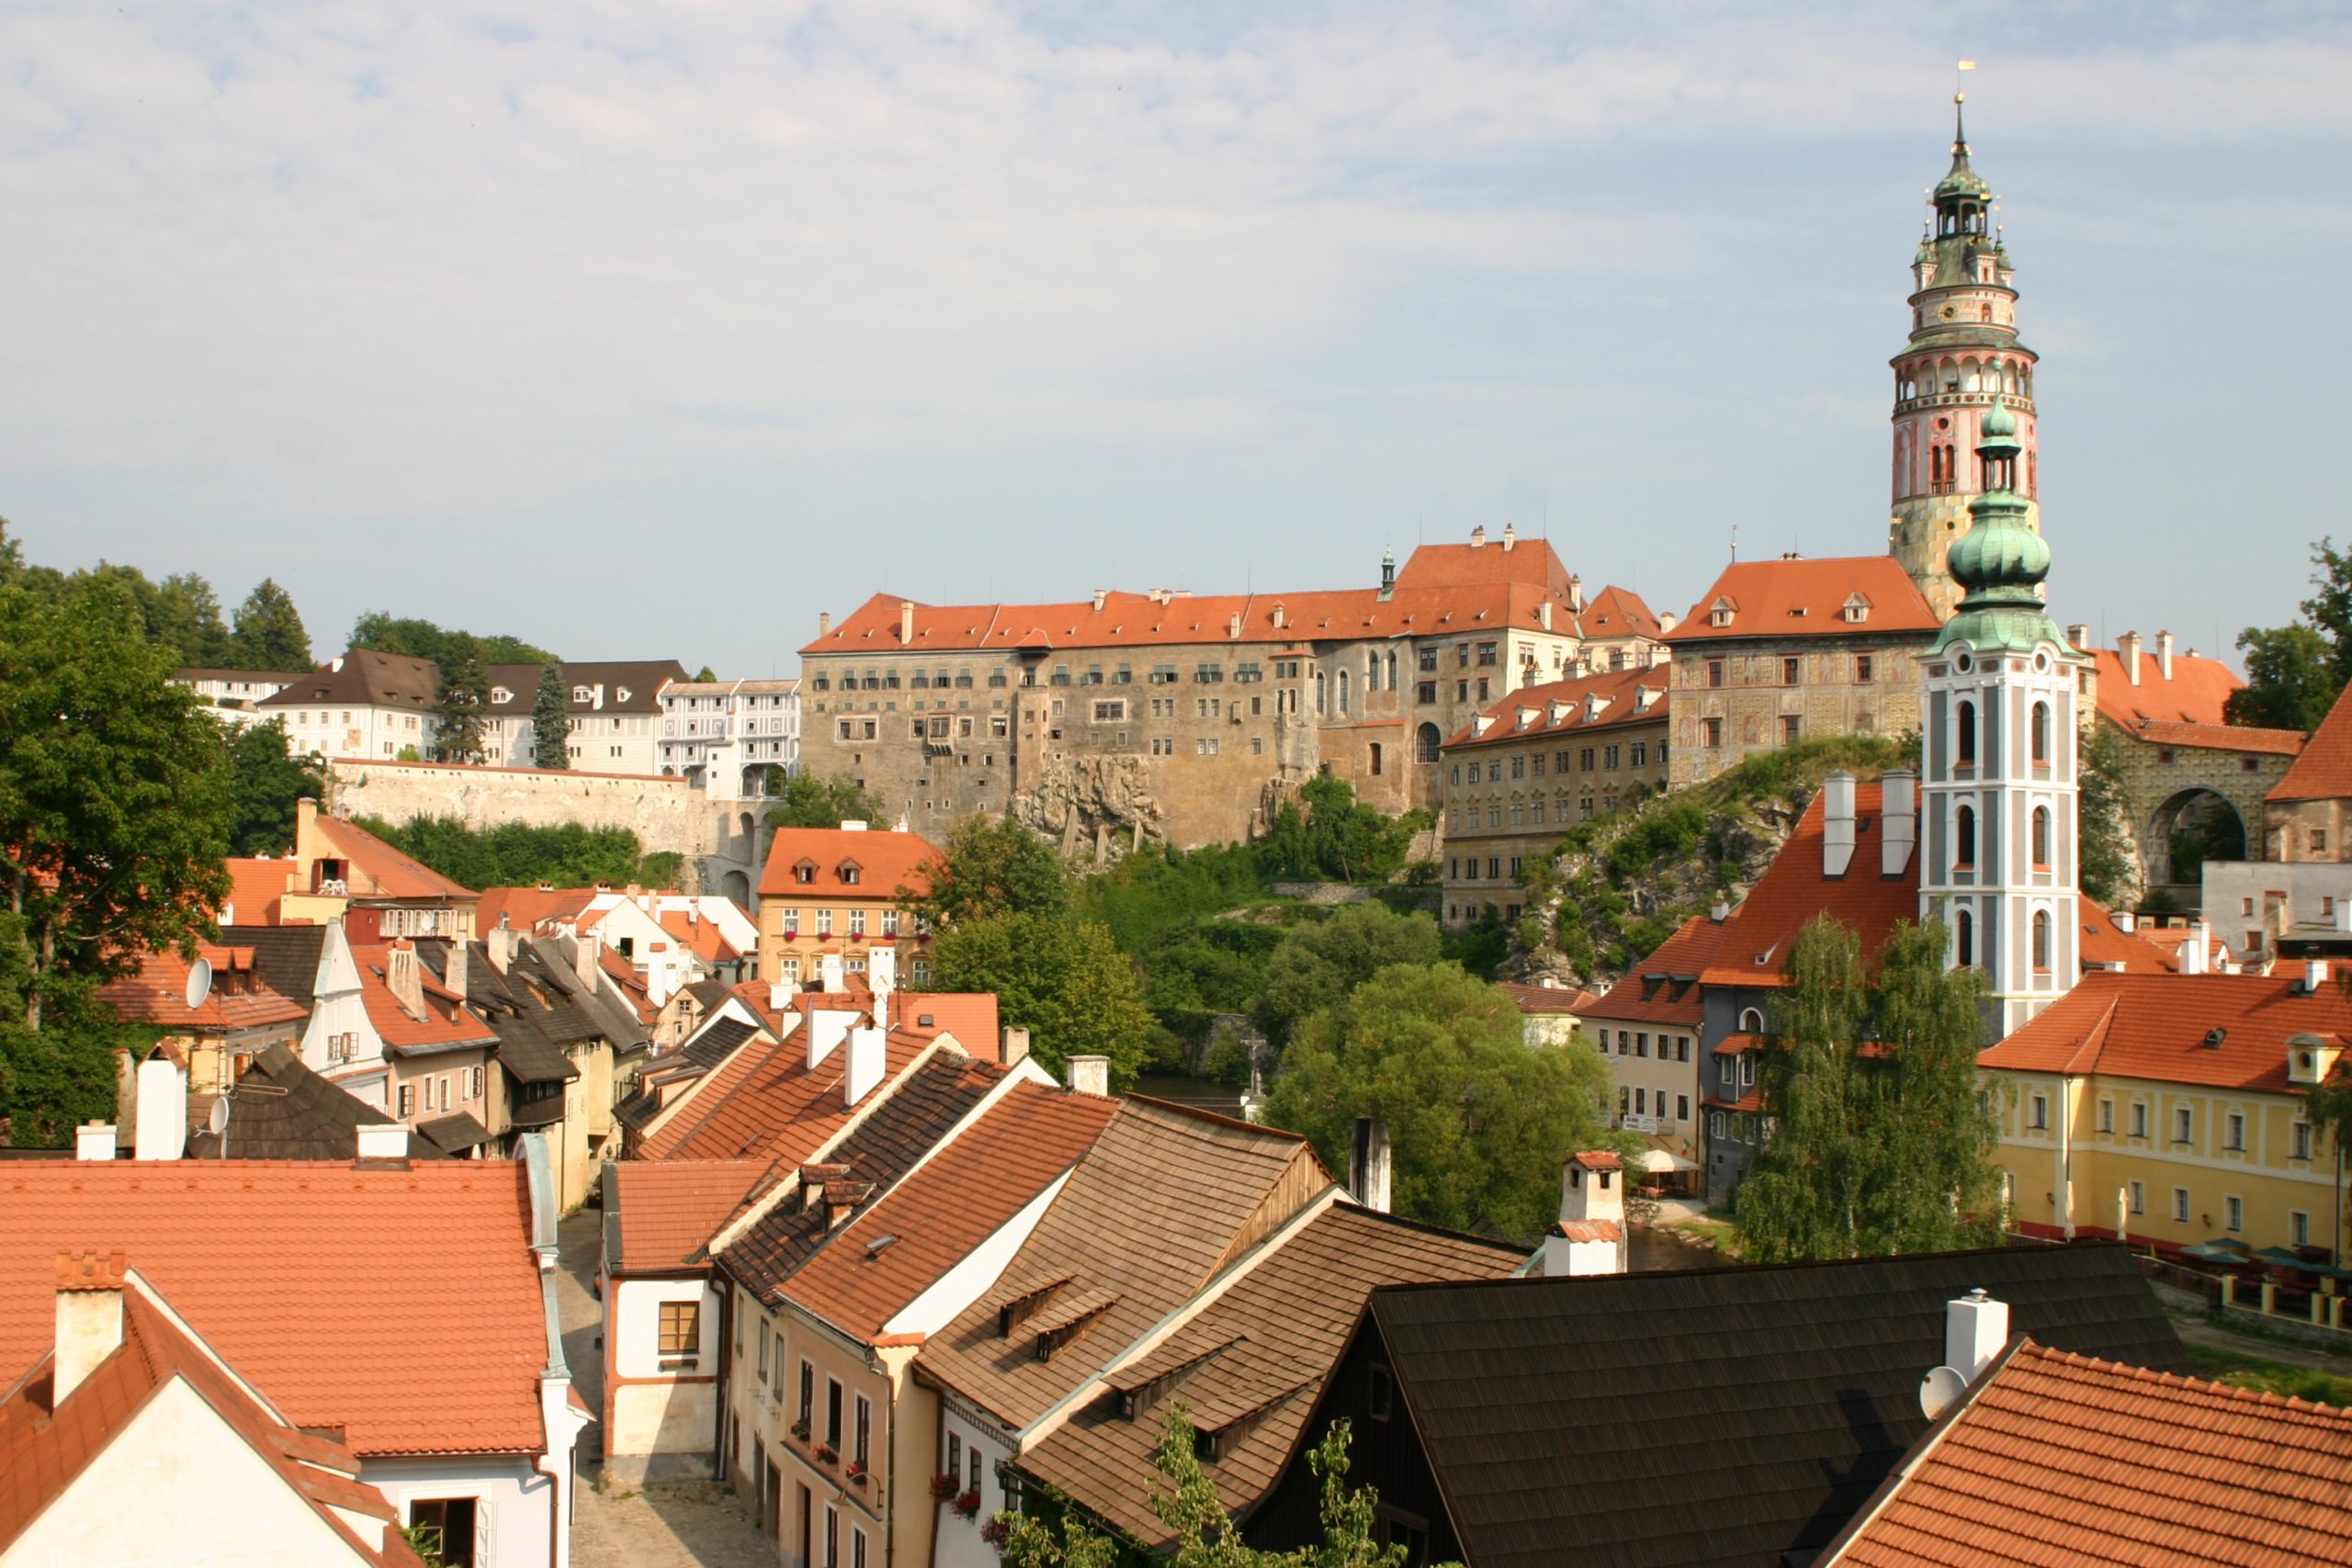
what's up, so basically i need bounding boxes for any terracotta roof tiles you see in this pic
[2125,716,2304,756]
[758,826,940,900]
[1698,784,1921,989]
[1665,557,1939,645]
[1587,913,1737,1026]
[220,856,300,924]
[1979,968,2352,1093]
[606,1160,771,1273]
[97,945,310,1033]
[311,814,478,901]
[2271,681,2352,803]
[1442,666,1669,752]
[2089,646,2244,728]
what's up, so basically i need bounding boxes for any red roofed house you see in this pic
[1663,555,1939,787]
[275,799,483,942]
[1979,965,2352,1260]
[0,1132,592,1568]
[2265,675,2352,864]
[1579,901,1736,1156]
[795,527,1662,848]
[96,943,309,1100]
[757,821,941,991]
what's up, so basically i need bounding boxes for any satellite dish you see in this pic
[208,1098,231,1136]
[184,958,213,1010]
[1918,1365,1968,1420]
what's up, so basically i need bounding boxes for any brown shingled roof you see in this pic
[258,648,439,713]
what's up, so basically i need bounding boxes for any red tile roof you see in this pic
[1498,982,1597,1016]
[98,946,310,1032]
[2121,716,2304,757]
[0,1282,422,1565]
[758,826,940,900]
[0,1160,549,1456]
[1822,1339,2352,1567]
[1978,969,2352,1092]
[1442,666,1668,751]
[780,1080,1118,1344]
[220,857,300,925]
[349,944,500,1052]
[1577,584,1665,641]
[658,909,741,964]
[891,991,1000,1047]
[476,886,598,933]
[2088,646,2243,728]
[2271,681,2352,803]
[1699,784,1922,988]
[311,814,478,902]
[1551,1219,1623,1244]
[643,1023,932,1166]
[607,1161,771,1273]
[1587,913,1738,1026]
[1390,535,1575,598]
[1665,557,1939,644]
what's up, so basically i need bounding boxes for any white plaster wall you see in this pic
[4,1376,372,1567]
[614,1380,720,1461]
[933,1407,1016,1568]
[362,1453,554,1568]
[614,1278,722,1380]
[882,1173,1071,1338]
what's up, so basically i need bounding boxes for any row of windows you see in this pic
[1617,1087,1691,1122]
[2108,1181,2298,1242]
[1453,739,1658,784]
[1702,654,1878,689]
[771,908,911,937]
[1450,793,1618,833]
[395,1066,485,1119]
[1603,1029,1693,1063]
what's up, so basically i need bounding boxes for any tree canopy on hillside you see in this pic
[349,611,556,668]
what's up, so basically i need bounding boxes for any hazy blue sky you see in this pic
[2,2,2343,677]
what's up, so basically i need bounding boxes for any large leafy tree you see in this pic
[998,1410,1402,1568]
[530,663,572,769]
[1262,961,1619,1241]
[1261,776,1419,884]
[229,577,312,671]
[0,576,231,1140]
[1733,917,2005,1262]
[2076,727,2138,908]
[911,815,1069,927]
[225,719,324,856]
[433,637,491,762]
[149,571,236,667]
[929,909,1151,1086]
[350,611,554,667]
[1250,902,1442,1050]
[764,771,888,829]
[2228,625,2341,731]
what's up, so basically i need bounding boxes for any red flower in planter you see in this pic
[846,1461,868,1485]
[929,1473,958,1502]
[979,1517,1010,1551]
[955,1489,981,1517]
[814,1442,838,1465]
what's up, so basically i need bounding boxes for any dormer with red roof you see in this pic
[757,823,941,992]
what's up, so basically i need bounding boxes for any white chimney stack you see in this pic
[1882,769,1917,878]
[356,1122,410,1160]
[820,952,845,994]
[133,1050,188,1161]
[1543,1152,1627,1278]
[1348,1118,1393,1214]
[2156,630,2175,681]
[2181,919,2211,976]
[844,1025,887,1108]
[1066,1055,1111,1097]
[1000,1026,1031,1067]
[1946,1288,2010,1381]
[808,1005,854,1070]
[899,601,915,646]
[2120,631,2143,686]
[75,1122,117,1162]
[869,944,898,1014]
[53,1250,128,1402]
[769,980,796,1010]
[2302,959,2329,995]
[1822,773,1858,878]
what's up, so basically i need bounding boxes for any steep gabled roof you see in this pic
[187,1043,442,1161]
[757,826,940,900]
[917,1098,1324,1431]
[218,923,329,1010]
[1820,1339,2352,1567]
[651,1026,932,1165]
[1586,913,1737,1027]
[1023,1202,1526,1549]
[1324,1246,2181,1568]
[352,944,501,1054]
[257,649,439,713]
[1441,666,1668,752]
[2270,680,2352,803]
[97,945,309,1033]
[1699,784,1919,989]
[310,814,477,902]
[1577,585,1665,641]
[605,1160,771,1274]
[1665,557,1939,645]
[476,886,599,934]
[0,1160,549,1456]
[220,857,300,924]
[1979,969,2352,1093]
[1390,536,1575,599]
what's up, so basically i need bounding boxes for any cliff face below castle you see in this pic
[1012,755,1168,862]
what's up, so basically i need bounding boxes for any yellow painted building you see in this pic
[1980,967,2348,1258]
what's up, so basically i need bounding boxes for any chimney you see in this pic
[820,610,831,637]
[1000,1026,1031,1067]
[2119,630,2143,685]
[1228,611,1243,640]
[133,1048,187,1161]
[844,1025,886,1108]
[1470,525,1487,548]
[2066,623,2091,653]
[1882,769,1918,877]
[2115,909,2136,933]
[1091,589,1107,613]
[2339,899,2352,936]
[1379,551,1396,597]
[1537,600,1553,631]
[899,601,915,646]
[486,926,518,975]
[444,939,469,999]
[1710,895,1730,923]
[2156,630,2175,681]
[385,941,425,1021]
[820,952,845,994]
[1821,773,1859,878]
[1568,575,1585,614]
[1348,1118,1393,1213]
[869,944,898,1014]
[1065,1055,1111,1097]
[356,1122,410,1162]
[1501,522,1516,552]
[2181,919,2211,976]
[1543,1152,1627,1279]
[1272,603,1286,630]
[841,818,868,832]
[1945,1288,2009,1381]
[2301,958,2329,996]
[769,980,795,1011]
[808,1005,854,1070]
[573,931,602,989]
[75,1122,117,1162]
[53,1251,128,1403]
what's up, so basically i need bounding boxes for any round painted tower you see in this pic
[1888,97,2041,621]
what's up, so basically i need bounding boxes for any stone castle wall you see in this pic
[325,761,721,862]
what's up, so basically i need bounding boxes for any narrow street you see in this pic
[559,1210,775,1568]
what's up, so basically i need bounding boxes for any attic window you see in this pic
[572,686,591,702]
[794,861,817,886]
[1709,602,1734,628]
[2201,1028,2227,1050]
[838,863,862,886]
[491,687,513,704]
[1842,594,1871,624]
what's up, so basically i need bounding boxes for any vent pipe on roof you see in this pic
[899,602,915,647]
[54,1250,128,1403]
[1882,769,1917,878]
[1821,773,1859,878]
[1945,1288,2008,1381]
[1348,1118,1393,1213]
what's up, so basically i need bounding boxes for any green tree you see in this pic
[224,719,324,856]
[152,572,235,667]
[693,664,718,682]
[229,578,312,671]
[1261,777,1419,884]
[1250,903,1443,1050]
[1733,917,2005,1262]
[764,771,889,829]
[997,1410,1403,1568]
[349,611,555,667]
[350,815,663,891]
[433,637,490,762]
[0,576,232,1140]
[2303,1065,2352,1267]
[929,910,1151,1085]
[2077,727,2137,908]
[2301,537,2352,687]
[2228,625,2341,731]
[913,815,1069,927]
[1262,962,1619,1240]
[531,663,572,769]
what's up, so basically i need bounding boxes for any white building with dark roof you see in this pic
[480,660,689,774]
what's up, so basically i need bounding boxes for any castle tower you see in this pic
[1918,401,2084,1038]
[1889,96,2041,621]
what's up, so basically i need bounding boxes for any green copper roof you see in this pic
[1980,399,2018,440]
[1937,100,1992,198]
[1937,400,2065,657]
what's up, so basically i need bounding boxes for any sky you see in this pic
[2,2,2345,678]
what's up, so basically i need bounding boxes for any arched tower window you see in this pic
[1956,701,1978,770]
[1981,303,1993,322]
[2031,910,2052,973]
[2031,807,2052,869]
[1738,1008,1765,1033]
[1955,908,1975,967]
[1955,804,1977,869]
[2030,702,2051,768]
[1415,723,1441,763]
[1337,670,1350,715]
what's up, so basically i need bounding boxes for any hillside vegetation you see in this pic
[1513,734,1919,990]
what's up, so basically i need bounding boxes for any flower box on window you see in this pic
[954,1489,981,1518]
[790,1420,811,1441]
[929,1473,958,1502]
[846,1461,868,1485]
[814,1442,838,1464]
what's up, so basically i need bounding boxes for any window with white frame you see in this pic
[2128,1180,2144,1215]
[2224,1195,2244,1233]
[2172,1188,2190,1223]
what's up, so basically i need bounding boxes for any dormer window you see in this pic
[794,860,818,886]
[617,687,632,702]
[1709,599,1736,628]
[1843,593,1871,625]
[838,861,862,886]
[491,686,513,704]
[572,686,590,703]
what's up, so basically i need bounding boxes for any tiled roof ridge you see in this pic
[2016,1338,2352,1425]
[1320,1198,1534,1258]
[1119,1092,1314,1146]
[1373,1237,2123,1301]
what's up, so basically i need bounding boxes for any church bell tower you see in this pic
[1889,96,2041,621]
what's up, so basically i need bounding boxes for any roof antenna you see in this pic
[1729,522,1739,561]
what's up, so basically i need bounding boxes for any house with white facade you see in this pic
[173,666,310,730]
[480,660,689,773]
[257,649,440,761]
[659,677,801,797]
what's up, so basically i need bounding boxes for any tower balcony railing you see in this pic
[1894,391,2036,417]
